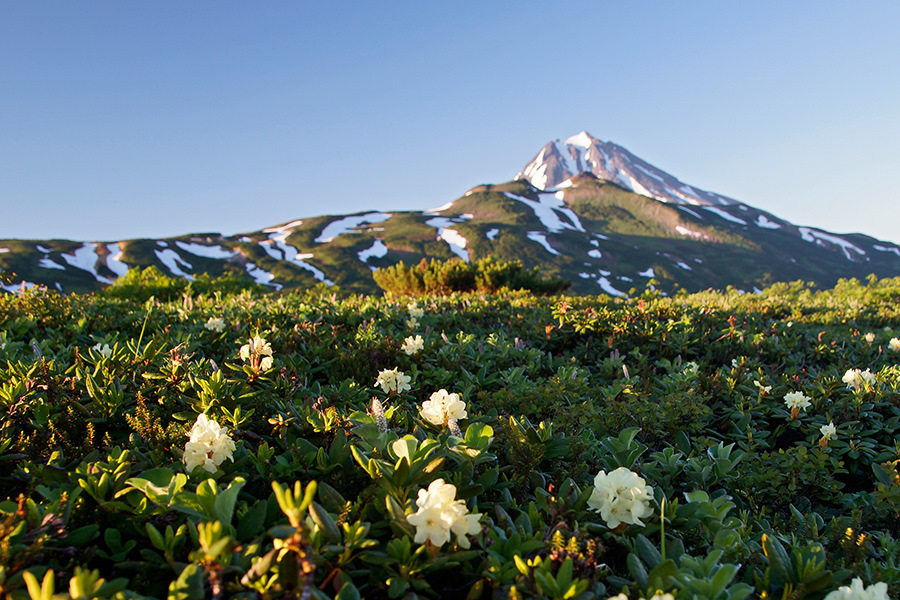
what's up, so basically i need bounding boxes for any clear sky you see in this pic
[2,2,899,243]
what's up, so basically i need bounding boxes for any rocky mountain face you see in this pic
[3,133,900,296]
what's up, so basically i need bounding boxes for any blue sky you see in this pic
[2,2,899,243]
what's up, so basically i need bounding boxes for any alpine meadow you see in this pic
[1,133,900,600]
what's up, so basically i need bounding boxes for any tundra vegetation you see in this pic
[0,267,899,599]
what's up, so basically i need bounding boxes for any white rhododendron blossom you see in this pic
[842,368,875,391]
[820,422,837,440]
[588,467,654,529]
[407,302,425,319]
[406,478,482,548]
[92,343,113,359]
[205,317,225,332]
[864,332,876,344]
[889,338,900,352]
[784,391,811,413]
[401,335,424,356]
[406,317,419,330]
[183,414,236,473]
[682,361,699,375]
[420,389,467,426]
[375,368,411,394]
[754,380,772,394]
[239,335,273,371]
[823,577,889,600]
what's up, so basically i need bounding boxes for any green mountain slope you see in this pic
[3,177,900,296]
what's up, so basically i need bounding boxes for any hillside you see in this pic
[3,133,900,295]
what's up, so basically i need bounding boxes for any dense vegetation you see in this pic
[0,274,899,599]
[373,258,570,296]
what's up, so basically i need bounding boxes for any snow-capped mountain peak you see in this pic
[515,131,738,207]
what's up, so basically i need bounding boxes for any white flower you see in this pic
[889,338,900,352]
[92,343,113,359]
[682,361,699,375]
[407,302,425,319]
[754,380,772,394]
[842,368,875,391]
[375,368,411,394]
[647,595,676,600]
[784,391,811,412]
[823,577,889,600]
[401,335,424,356]
[420,389,467,427]
[406,317,419,330]
[820,422,837,440]
[588,467,654,529]
[205,317,225,333]
[183,414,236,473]
[864,332,876,344]
[406,478,481,549]
[239,335,273,371]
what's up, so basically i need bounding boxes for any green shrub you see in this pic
[374,256,570,296]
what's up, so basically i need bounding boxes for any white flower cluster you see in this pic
[205,317,226,333]
[240,335,273,371]
[401,335,424,356]
[183,414,236,473]
[682,361,699,376]
[375,368,411,394]
[784,391,811,414]
[754,380,772,394]
[823,577,889,600]
[406,478,482,548]
[889,337,900,352]
[820,422,837,441]
[864,332,876,344]
[92,343,113,359]
[842,368,875,391]
[588,467,654,529]
[406,301,424,329]
[420,389,467,427]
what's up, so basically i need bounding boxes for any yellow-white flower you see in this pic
[754,380,772,394]
[864,332,876,344]
[92,343,113,359]
[588,467,654,529]
[406,317,419,330]
[401,335,424,356]
[407,302,425,319]
[420,389,467,427]
[682,361,699,375]
[823,577,889,600]
[889,338,900,352]
[239,335,273,372]
[406,478,481,549]
[183,414,236,473]
[842,368,875,391]
[784,391,811,413]
[205,317,226,332]
[375,368,411,394]
[820,422,837,440]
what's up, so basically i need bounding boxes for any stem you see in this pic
[134,300,154,360]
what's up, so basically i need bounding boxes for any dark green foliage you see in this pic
[103,266,264,301]
[0,278,899,598]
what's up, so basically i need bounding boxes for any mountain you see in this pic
[516,131,737,206]
[3,132,900,296]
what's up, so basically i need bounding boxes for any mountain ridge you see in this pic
[3,132,900,296]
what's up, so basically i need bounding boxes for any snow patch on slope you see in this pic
[426,217,470,262]
[245,263,281,289]
[798,227,865,261]
[503,192,584,232]
[176,241,238,259]
[39,258,66,270]
[155,249,194,280]
[597,277,625,297]
[316,213,391,243]
[62,243,112,284]
[486,228,500,240]
[358,239,388,263]
[527,232,560,256]
[105,244,129,278]
[262,219,304,234]
[675,226,710,240]
[873,244,900,257]
[755,215,781,229]
[702,206,746,225]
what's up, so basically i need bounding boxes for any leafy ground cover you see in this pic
[0,276,899,599]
